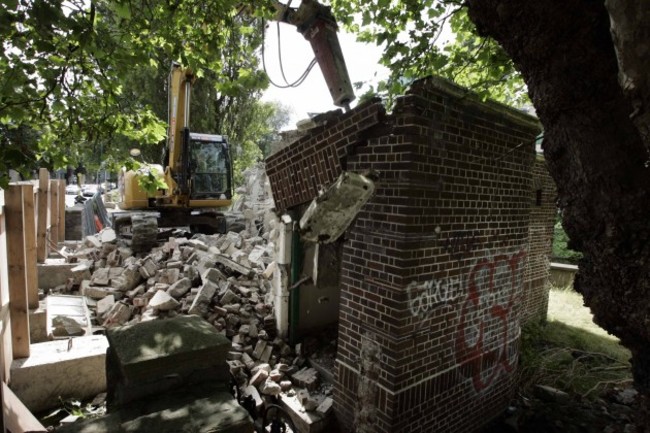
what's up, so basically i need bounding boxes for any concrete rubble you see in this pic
[43,163,336,431]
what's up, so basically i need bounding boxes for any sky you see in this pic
[260,21,389,129]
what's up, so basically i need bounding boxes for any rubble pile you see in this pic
[55,227,333,419]
[46,163,334,424]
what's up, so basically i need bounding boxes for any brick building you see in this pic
[266,76,556,433]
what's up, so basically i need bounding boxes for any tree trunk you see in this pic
[465,0,650,429]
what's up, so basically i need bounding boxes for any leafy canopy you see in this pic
[330,0,529,107]
[0,0,274,184]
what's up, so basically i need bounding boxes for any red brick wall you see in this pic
[266,101,386,213]
[523,156,557,323]
[266,77,549,433]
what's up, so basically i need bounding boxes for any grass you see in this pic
[519,286,632,398]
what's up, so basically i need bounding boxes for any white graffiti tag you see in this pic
[407,276,464,318]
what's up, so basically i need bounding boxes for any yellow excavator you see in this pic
[117,0,354,251]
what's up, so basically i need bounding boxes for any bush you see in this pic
[552,218,582,264]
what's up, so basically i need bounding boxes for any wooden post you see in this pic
[49,179,59,250]
[0,189,13,384]
[5,185,30,359]
[57,180,65,242]
[36,169,49,262]
[22,184,38,309]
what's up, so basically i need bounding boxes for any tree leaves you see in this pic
[330,0,529,108]
[0,0,279,186]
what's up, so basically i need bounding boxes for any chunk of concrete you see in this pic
[280,392,329,433]
[105,315,231,406]
[51,316,85,337]
[103,302,132,328]
[167,277,192,299]
[97,295,116,317]
[188,280,218,317]
[10,335,109,413]
[260,379,281,396]
[29,304,47,344]
[46,295,91,339]
[38,259,90,289]
[292,367,319,391]
[299,171,376,243]
[148,290,179,311]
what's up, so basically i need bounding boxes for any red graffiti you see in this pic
[456,250,527,392]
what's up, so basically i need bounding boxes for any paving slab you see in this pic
[46,295,92,339]
[10,336,108,413]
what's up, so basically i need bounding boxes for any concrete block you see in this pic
[316,397,333,415]
[91,267,110,286]
[106,315,230,386]
[82,285,118,300]
[29,305,47,344]
[167,277,192,299]
[260,379,281,396]
[97,295,115,318]
[102,302,132,328]
[148,290,179,311]
[38,259,90,289]
[280,392,329,433]
[46,295,91,339]
[188,280,218,317]
[250,369,268,387]
[252,340,267,360]
[10,335,109,413]
[243,385,263,412]
[292,367,319,391]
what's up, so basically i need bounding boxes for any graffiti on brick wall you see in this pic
[456,249,527,392]
[407,276,464,318]
[443,230,479,259]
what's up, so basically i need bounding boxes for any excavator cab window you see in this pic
[188,133,231,199]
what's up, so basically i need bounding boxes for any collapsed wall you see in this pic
[266,76,556,433]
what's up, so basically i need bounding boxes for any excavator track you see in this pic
[113,213,159,253]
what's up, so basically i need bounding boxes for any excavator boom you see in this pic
[272,0,355,109]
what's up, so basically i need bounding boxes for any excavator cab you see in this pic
[187,133,232,200]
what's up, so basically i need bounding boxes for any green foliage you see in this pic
[134,163,168,196]
[0,0,275,187]
[552,218,583,264]
[329,1,529,107]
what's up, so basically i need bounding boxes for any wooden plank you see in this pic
[0,303,11,386]
[49,179,59,251]
[0,190,12,384]
[2,382,47,433]
[57,180,65,242]
[5,186,30,359]
[23,184,38,308]
[36,169,49,263]
[22,184,38,310]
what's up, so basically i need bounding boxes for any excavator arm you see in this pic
[270,0,355,109]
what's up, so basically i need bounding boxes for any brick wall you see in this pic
[266,76,550,433]
[523,156,557,322]
[266,101,386,213]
